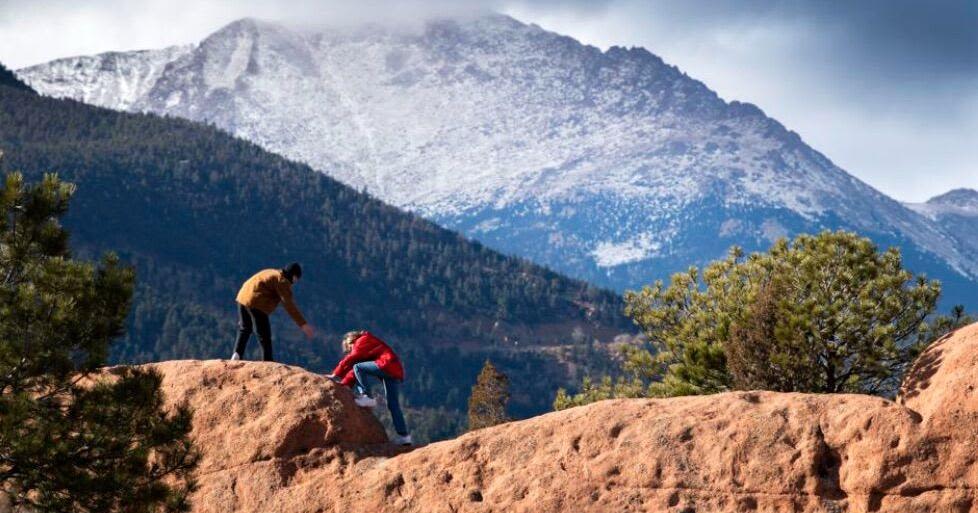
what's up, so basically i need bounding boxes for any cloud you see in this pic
[0,0,974,201]
[0,0,497,68]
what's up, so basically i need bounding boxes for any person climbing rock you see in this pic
[327,330,412,446]
[231,263,314,362]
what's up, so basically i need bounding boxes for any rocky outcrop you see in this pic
[150,323,978,512]
[143,360,392,512]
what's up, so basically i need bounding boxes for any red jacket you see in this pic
[331,332,404,387]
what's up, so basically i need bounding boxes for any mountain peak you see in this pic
[927,188,978,210]
[200,17,304,51]
[209,17,287,38]
[906,186,978,240]
[472,12,527,28]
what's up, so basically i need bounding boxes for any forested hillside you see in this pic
[0,73,630,441]
[0,63,32,92]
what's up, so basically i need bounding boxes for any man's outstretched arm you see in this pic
[275,278,313,338]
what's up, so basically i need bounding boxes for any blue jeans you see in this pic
[353,361,408,436]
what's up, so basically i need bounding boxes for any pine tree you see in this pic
[0,172,198,512]
[0,63,33,93]
[467,360,510,430]
[553,373,646,410]
[557,230,943,406]
[920,304,974,343]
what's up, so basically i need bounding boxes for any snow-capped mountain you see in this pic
[907,189,978,264]
[18,15,978,306]
[909,189,978,219]
[24,45,191,110]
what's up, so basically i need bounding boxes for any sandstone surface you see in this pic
[147,323,978,512]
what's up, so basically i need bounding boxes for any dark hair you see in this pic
[282,262,302,282]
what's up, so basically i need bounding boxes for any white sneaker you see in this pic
[354,394,377,408]
[392,434,413,446]
[230,352,241,361]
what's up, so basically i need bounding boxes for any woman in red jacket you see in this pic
[327,330,411,445]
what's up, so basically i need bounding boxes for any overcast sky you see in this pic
[1,0,974,202]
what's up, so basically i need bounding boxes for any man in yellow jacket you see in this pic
[231,262,314,361]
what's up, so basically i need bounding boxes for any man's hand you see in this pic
[301,324,315,339]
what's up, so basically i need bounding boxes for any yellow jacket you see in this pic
[236,269,307,327]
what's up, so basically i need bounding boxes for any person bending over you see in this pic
[231,262,314,362]
[328,330,412,446]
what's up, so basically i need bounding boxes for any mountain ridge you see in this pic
[911,188,978,217]
[17,14,978,307]
[906,188,978,270]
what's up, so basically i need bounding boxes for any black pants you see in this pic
[234,304,273,361]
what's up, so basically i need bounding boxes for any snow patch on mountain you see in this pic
[592,233,665,267]
[23,46,191,110]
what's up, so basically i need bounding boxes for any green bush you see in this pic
[557,231,945,408]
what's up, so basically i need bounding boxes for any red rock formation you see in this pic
[145,360,391,512]
[147,323,978,513]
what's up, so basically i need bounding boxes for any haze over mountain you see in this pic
[19,15,978,307]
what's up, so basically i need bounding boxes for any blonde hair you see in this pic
[341,330,366,353]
